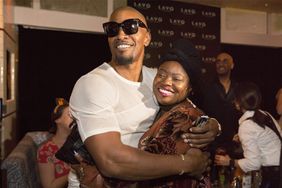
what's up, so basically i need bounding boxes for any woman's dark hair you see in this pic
[49,98,69,133]
[235,82,274,129]
[234,82,261,111]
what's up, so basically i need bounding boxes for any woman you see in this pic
[37,98,73,188]
[214,82,282,188]
[138,39,212,188]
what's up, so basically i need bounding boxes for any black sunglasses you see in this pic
[103,18,148,37]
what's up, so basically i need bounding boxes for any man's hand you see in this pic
[182,118,220,148]
[214,154,231,166]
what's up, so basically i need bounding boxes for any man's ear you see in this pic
[144,31,151,47]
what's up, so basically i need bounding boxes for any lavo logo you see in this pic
[202,34,216,40]
[133,2,151,10]
[201,11,216,17]
[158,30,174,37]
[169,19,185,26]
[146,16,163,23]
[195,45,206,51]
[191,21,206,28]
[202,57,216,62]
[149,41,163,48]
[180,32,196,39]
[158,5,174,12]
[180,8,196,15]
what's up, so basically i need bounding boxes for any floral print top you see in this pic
[37,139,70,178]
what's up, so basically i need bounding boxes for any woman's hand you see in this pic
[184,148,211,178]
[71,153,104,188]
[182,118,221,148]
[232,134,240,143]
[214,154,231,166]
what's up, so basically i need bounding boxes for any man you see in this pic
[69,6,220,187]
[202,52,239,152]
[202,52,239,150]
[201,52,240,183]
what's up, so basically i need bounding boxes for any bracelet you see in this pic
[179,154,185,175]
[180,154,185,161]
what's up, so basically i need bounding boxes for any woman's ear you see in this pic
[186,87,193,96]
[188,86,192,93]
[144,31,151,47]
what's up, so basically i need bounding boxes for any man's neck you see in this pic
[109,61,143,82]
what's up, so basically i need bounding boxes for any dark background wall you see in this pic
[18,27,111,137]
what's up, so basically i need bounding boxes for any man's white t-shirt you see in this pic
[68,63,159,188]
[70,62,159,147]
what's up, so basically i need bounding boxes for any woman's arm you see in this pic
[84,132,210,181]
[38,162,68,188]
[214,154,244,177]
[237,122,262,172]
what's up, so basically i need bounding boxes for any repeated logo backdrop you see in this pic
[128,0,220,73]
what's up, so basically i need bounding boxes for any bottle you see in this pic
[218,166,226,188]
[251,170,262,188]
[216,147,228,188]
[231,176,242,188]
[242,172,251,188]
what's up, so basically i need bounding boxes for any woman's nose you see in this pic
[162,76,172,85]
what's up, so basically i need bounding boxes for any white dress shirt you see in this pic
[237,110,282,173]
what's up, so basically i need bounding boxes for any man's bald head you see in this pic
[110,6,148,27]
[215,52,234,76]
[217,52,234,65]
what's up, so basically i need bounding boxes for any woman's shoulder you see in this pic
[38,139,59,154]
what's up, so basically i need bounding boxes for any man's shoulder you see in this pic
[78,63,113,82]
[142,65,157,80]
[72,63,116,97]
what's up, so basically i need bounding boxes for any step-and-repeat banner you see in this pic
[128,0,220,81]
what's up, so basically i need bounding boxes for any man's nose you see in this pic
[116,27,127,38]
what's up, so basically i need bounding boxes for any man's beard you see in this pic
[116,55,133,65]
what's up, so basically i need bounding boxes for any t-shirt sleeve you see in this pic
[70,73,120,142]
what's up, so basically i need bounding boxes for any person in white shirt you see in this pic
[68,6,221,188]
[214,82,282,188]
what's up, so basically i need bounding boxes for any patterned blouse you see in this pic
[37,139,70,178]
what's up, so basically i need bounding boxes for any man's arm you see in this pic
[84,131,209,181]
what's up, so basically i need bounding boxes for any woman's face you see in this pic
[153,61,190,106]
[55,106,73,132]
